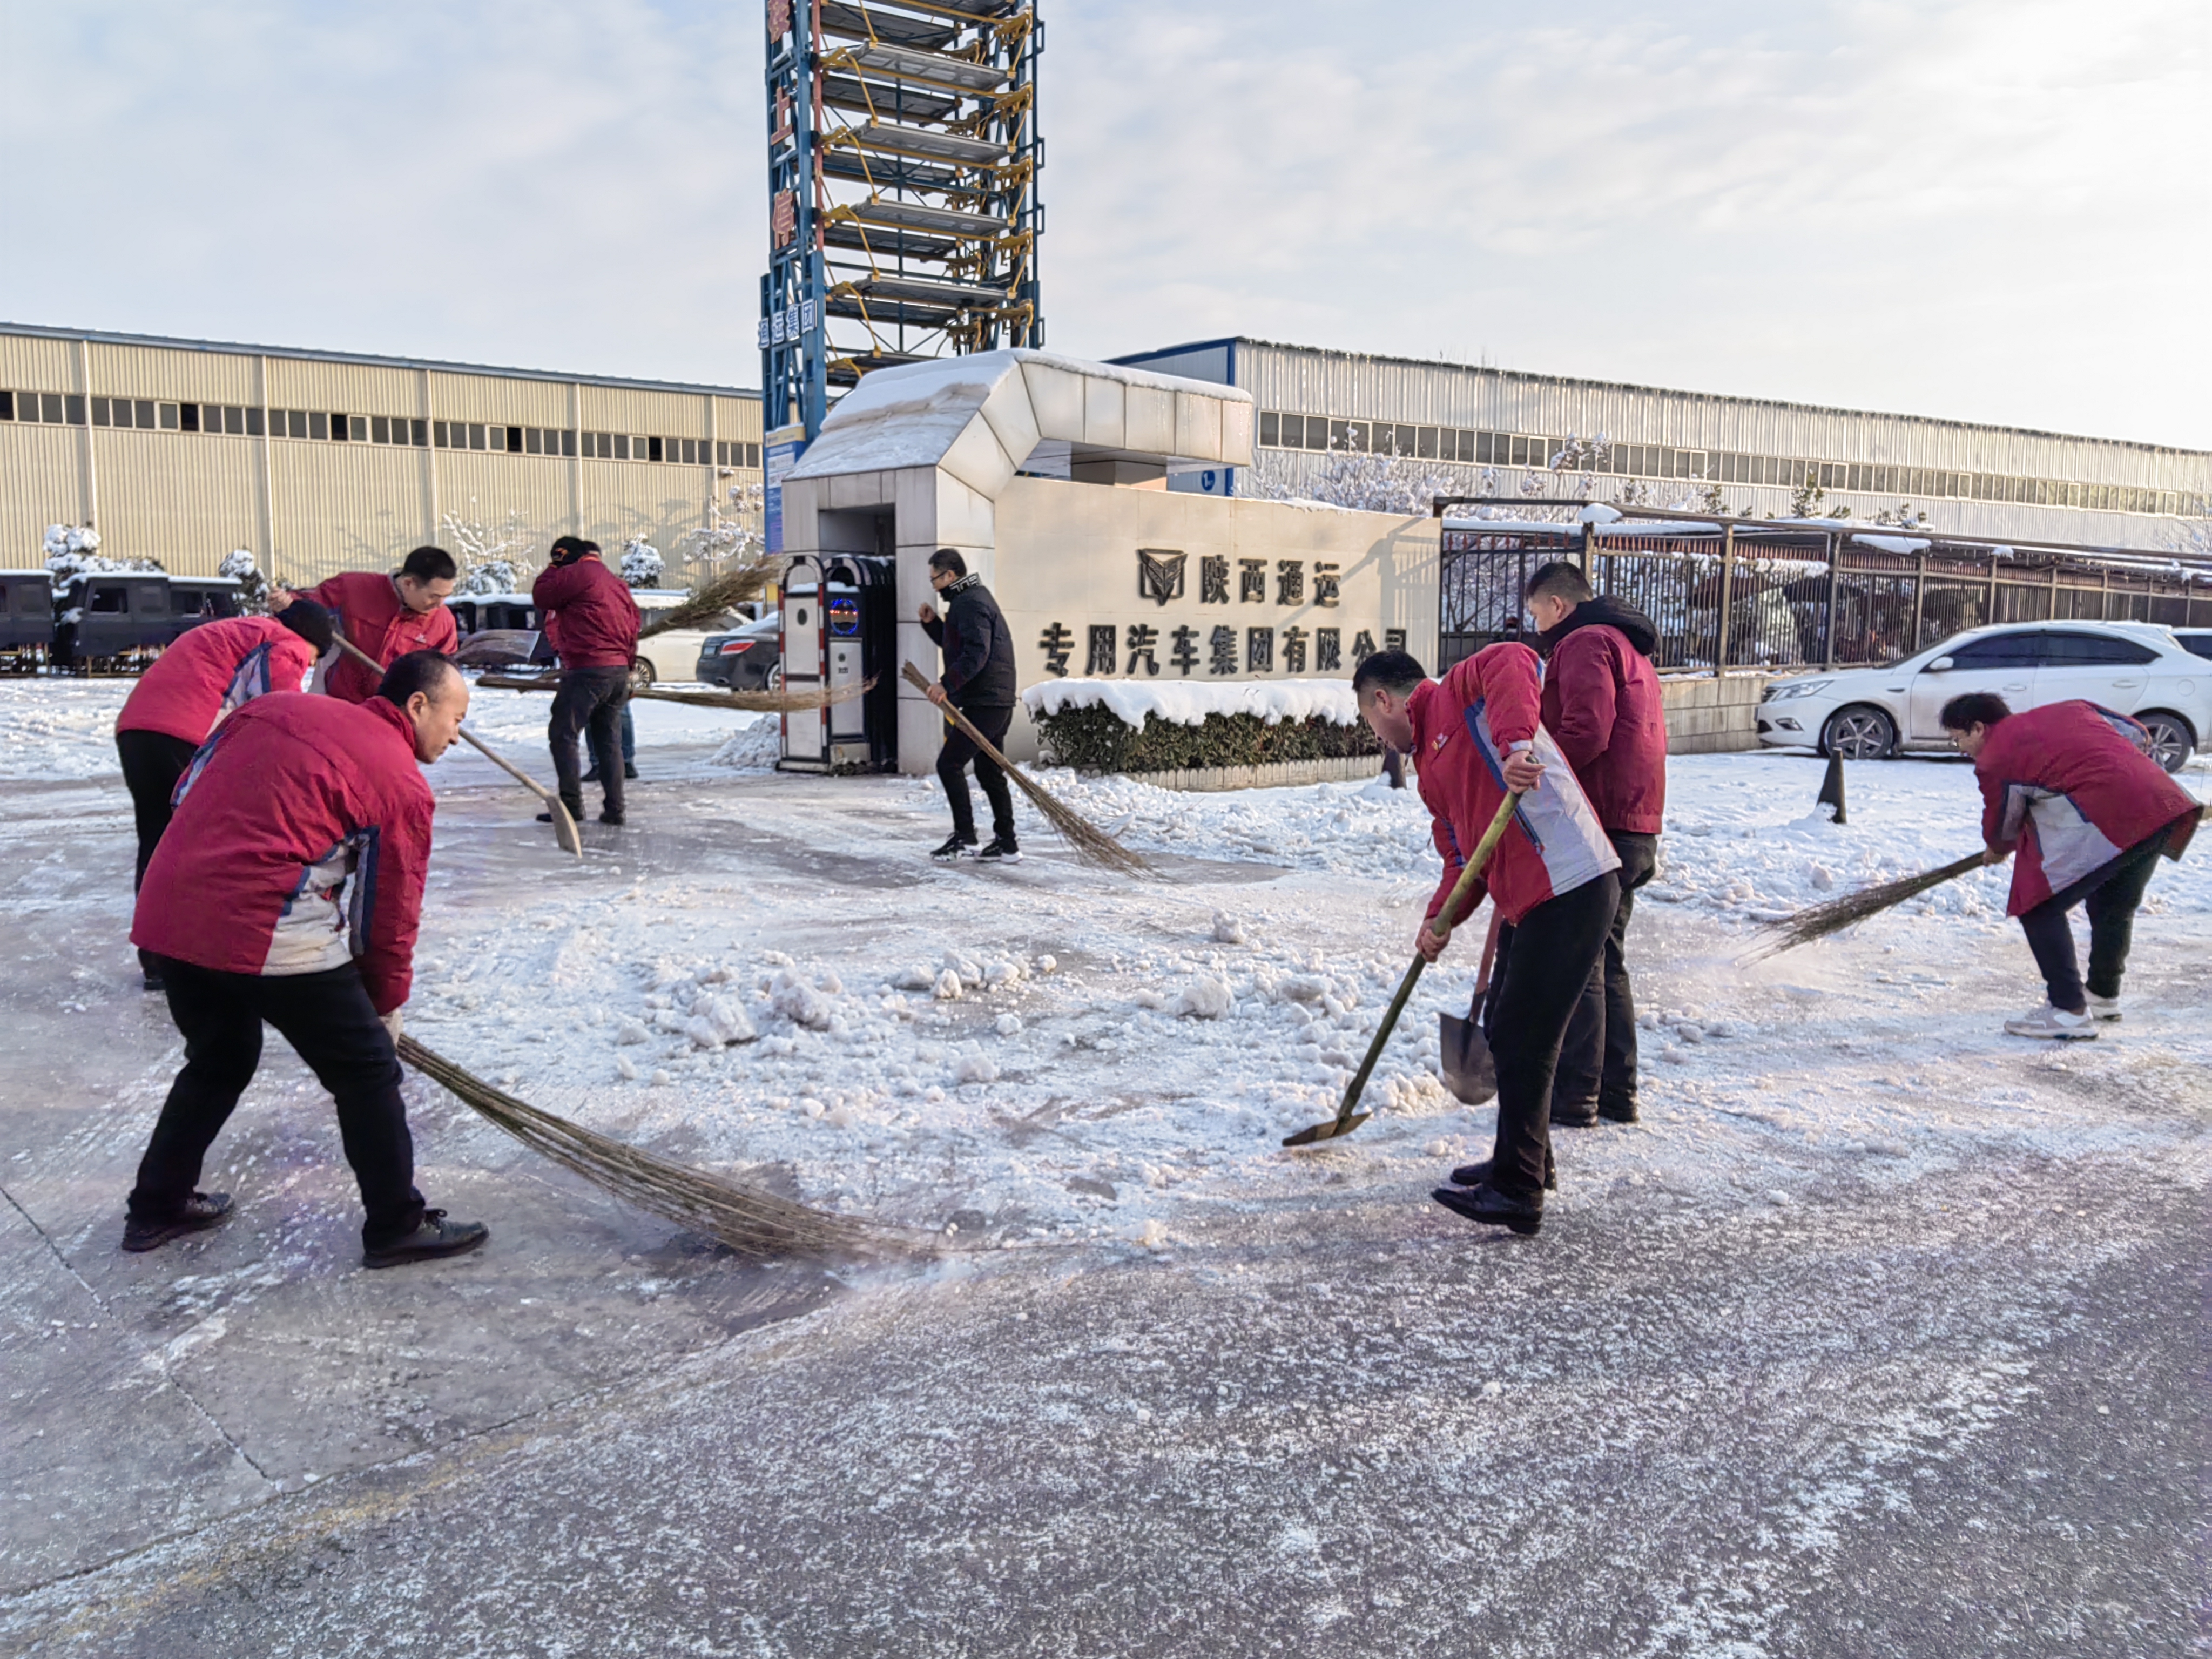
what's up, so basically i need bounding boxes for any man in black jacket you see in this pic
[918,548,1020,861]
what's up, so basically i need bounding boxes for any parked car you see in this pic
[449,588,733,686]
[1758,620,2211,771]
[629,588,737,687]
[2174,629,2212,664]
[696,610,783,691]
[0,569,53,670]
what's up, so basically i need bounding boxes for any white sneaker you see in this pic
[2003,1004,2099,1041]
[2087,993,2122,1023]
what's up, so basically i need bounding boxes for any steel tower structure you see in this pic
[760,0,1043,440]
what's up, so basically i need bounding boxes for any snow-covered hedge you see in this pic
[1023,677,1378,773]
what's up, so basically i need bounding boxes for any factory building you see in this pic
[0,323,765,585]
[1114,338,2211,549]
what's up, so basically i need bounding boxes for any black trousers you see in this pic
[2017,820,2181,1012]
[1480,873,1620,1199]
[1552,831,1660,1118]
[117,729,200,891]
[129,959,425,1247]
[938,702,1016,846]
[550,665,630,818]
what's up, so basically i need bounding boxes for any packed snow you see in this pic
[6,672,2206,1262]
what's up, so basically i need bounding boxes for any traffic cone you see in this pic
[1816,748,1847,825]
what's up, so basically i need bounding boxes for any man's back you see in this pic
[117,616,316,744]
[1538,596,1666,835]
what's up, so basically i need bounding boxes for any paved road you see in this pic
[1,766,2204,1656]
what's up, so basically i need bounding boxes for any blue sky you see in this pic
[2,0,2206,446]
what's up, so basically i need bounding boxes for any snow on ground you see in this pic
[0,677,777,780]
[9,672,2207,1258]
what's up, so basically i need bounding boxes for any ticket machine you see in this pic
[778,554,896,771]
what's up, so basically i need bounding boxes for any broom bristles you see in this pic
[398,1036,922,1261]
[899,663,1149,875]
[639,562,773,641]
[1739,851,1987,963]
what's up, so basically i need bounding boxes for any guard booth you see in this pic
[778,553,897,772]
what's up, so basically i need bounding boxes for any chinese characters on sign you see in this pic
[1029,550,1380,680]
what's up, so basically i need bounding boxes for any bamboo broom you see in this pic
[334,636,584,857]
[1738,851,1988,963]
[900,662,1149,875]
[475,671,875,716]
[397,1036,921,1261]
[638,562,774,641]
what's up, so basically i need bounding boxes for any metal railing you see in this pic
[1434,502,2212,674]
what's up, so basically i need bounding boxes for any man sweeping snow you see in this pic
[1943,693,2198,1040]
[533,536,641,828]
[1353,646,1620,1236]
[1520,561,1667,1128]
[918,548,1020,862]
[123,652,489,1269]
[112,601,334,990]
[292,545,460,704]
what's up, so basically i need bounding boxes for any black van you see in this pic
[52,574,242,672]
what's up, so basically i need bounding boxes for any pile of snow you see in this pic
[709,716,781,771]
[1024,677,1360,730]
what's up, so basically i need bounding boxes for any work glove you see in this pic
[382,1009,404,1042]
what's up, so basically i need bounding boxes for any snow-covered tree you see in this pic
[1786,469,1849,520]
[217,548,276,613]
[619,539,665,589]
[2167,518,2212,558]
[439,502,537,595]
[1870,502,1930,529]
[42,523,163,592]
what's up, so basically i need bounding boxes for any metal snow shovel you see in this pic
[1438,903,1505,1105]
[1283,790,1523,1148]
[333,635,584,857]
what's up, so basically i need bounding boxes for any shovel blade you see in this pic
[1438,1012,1498,1105]
[1282,1112,1371,1148]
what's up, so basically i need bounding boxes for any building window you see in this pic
[648,436,664,463]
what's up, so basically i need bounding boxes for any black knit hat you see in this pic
[277,598,334,652]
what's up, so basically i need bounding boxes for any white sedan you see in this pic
[1756,620,2211,772]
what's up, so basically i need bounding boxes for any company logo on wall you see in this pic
[1136,548,1185,606]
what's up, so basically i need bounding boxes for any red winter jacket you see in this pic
[1973,700,2198,916]
[532,558,640,671]
[1538,597,1667,835]
[116,616,318,745]
[298,571,460,704]
[1409,643,1621,928]
[132,693,436,1014]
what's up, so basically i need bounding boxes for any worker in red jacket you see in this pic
[113,602,335,989]
[293,546,460,704]
[532,536,640,828]
[1355,645,1621,1237]
[123,652,489,1269]
[1944,693,2199,1040]
[1524,560,1668,1126]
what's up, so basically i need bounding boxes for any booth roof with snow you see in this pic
[778,349,1439,774]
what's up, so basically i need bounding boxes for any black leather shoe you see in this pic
[1550,1105,1601,1128]
[1599,1101,1639,1124]
[122,1191,233,1252]
[1431,1182,1543,1236]
[581,768,602,784]
[623,763,639,780]
[1449,1157,1556,1191]
[598,810,626,826]
[362,1209,489,1270]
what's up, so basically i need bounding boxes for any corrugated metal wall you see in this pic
[0,328,766,583]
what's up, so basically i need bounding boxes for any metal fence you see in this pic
[1438,522,2212,674]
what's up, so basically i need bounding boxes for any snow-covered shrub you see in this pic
[461,559,521,596]
[440,503,537,594]
[218,548,275,613]
[620,539,665,588]
[43,523,163,594]
[1033,705,1380,773]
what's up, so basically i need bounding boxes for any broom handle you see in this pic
[336,636,583,856]
[1325,790,1523,1132]
[901,661,1019,774]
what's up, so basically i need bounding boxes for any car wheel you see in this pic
[2137,711,2194,774]
[629,659,655,693]
[1821,704,1897,761]
[767,662,783,692]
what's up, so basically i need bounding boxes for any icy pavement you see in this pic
[0,677,2206,1654]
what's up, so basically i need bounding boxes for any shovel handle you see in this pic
[1323,790,1523,1134]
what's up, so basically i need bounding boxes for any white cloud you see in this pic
[1,0,2204,446]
